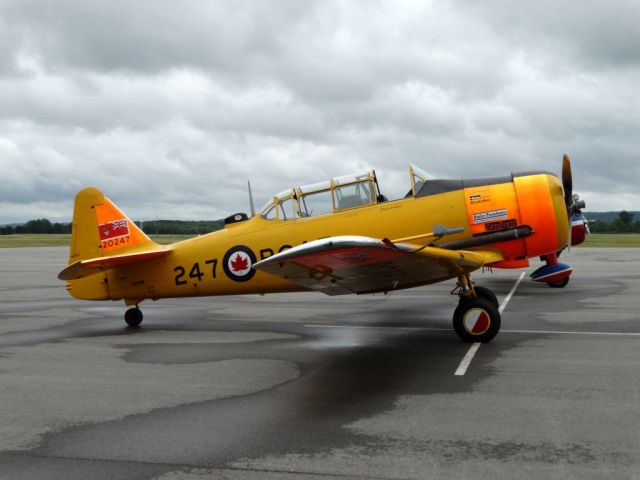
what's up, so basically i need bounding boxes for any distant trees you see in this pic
[589,211,640,233]
[0,219,223,235]
[138,220,223,235]
[1,219,72,235]
[2,212,639,235]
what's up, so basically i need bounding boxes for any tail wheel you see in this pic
[453,297,501,343]
[548,278,569,288]
[124,307,143,327]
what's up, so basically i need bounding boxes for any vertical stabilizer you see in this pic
[66,187,158,301]
[69,187,156,264]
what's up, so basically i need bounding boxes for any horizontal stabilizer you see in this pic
[58,248,170,281]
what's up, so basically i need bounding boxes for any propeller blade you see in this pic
[583,214,591,237]
[562,154,573,208]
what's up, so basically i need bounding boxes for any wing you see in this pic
[253,236,494,296]
[58,248,170,281]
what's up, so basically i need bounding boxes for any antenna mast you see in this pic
[247,180,256,217]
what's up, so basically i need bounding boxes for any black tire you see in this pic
[453,297,501,343]
[472,286,499,308]
[547,278,569,288]
[124,307,143,327]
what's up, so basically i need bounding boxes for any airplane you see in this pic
[58,155,587,343]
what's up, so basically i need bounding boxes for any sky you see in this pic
[1,0,639,223]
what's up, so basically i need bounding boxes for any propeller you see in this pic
[562,155,586,217]
[561,154,588,251]
[562,154,573,208]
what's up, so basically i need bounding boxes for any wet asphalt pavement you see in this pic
[1,247,639,479]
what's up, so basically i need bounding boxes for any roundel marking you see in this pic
[223,245,257,282]
[463,308,491,335]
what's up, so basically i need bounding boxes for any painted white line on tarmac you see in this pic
[502,329,640,336]
[455,272,526,376]
[305,324,640,337]
[454,342,481,376]
[304,324,426,331]
[499,272,526,314]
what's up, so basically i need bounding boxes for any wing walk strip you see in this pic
[455,272,525,376]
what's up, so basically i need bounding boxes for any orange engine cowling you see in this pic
[513,172,569,258]
[462,172,569,267]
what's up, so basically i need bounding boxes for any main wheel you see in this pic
[453,297,501,343]
[124,307,143,327]
[471,286,499,308]
[547,278,569,288]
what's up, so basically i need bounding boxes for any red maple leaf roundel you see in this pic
[230,253,249,273]
[224,246,256,282]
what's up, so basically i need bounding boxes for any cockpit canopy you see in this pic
[259,165,430,221]
[260,170,381,221]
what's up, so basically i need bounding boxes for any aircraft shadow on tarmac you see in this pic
[21,302,522,468]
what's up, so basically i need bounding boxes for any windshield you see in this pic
[409,163,430,196]
[260,189,299,221]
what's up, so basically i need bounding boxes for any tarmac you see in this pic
[0,246,639,479]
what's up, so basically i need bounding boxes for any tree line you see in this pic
[0,219,223,235]
[588,211,640,233]
[1,219,71,234]
[2,212,639,235]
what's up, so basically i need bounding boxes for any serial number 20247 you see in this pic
[102,236,130,249]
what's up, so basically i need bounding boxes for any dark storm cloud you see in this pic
[0,0,639,223]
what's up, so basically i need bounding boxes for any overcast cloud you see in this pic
[1,0,639,223]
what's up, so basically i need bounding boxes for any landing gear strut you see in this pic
[452,275,501,343]
[124,306,143,327]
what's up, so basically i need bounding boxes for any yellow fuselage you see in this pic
[67,172,568,304]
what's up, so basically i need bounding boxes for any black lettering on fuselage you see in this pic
[260,248,275,260]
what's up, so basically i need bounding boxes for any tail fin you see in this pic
[68,187,156,264]
[60,188,168,299]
